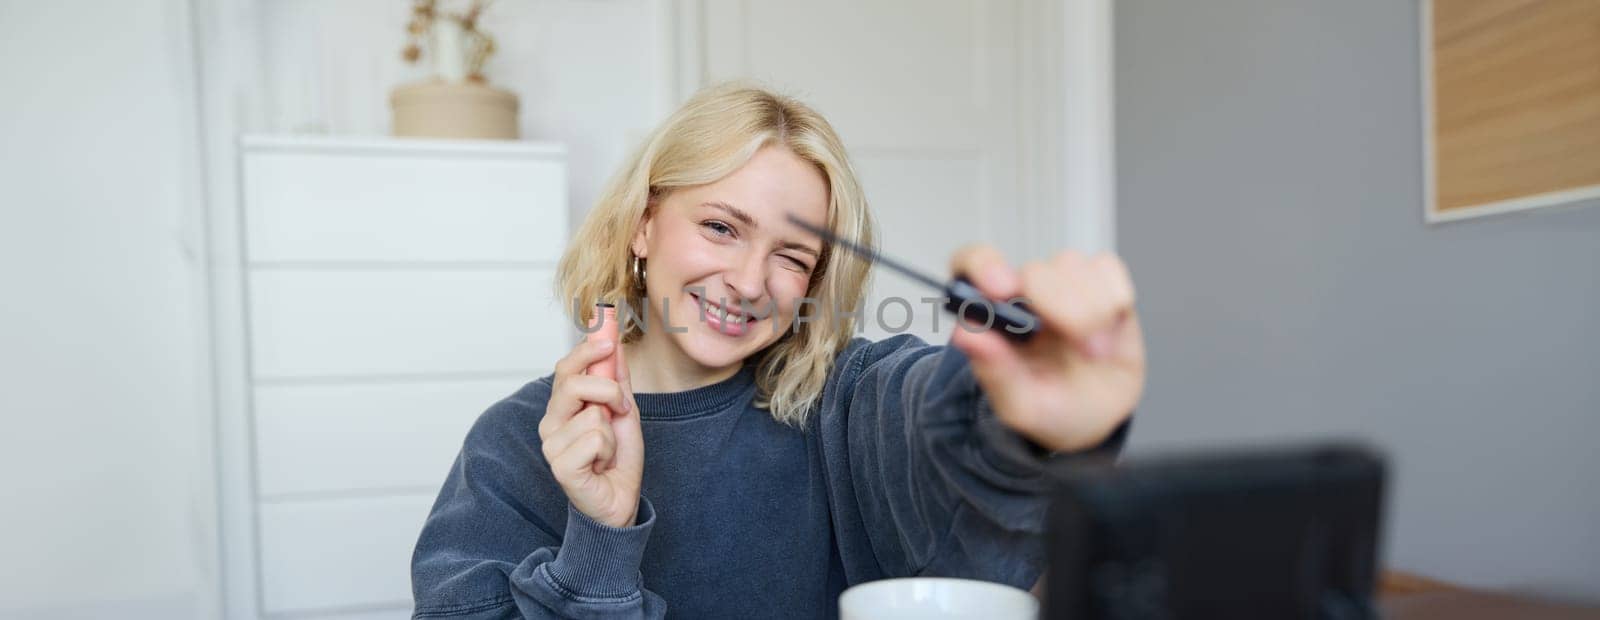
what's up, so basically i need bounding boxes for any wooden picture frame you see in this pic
[1422,0,1600,223]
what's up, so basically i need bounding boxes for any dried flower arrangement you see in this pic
[402,0,498,83]
[390,0,518,139]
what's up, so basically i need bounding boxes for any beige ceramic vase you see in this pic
[390,79,519,140]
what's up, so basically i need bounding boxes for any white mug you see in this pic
[838,577,1039,620]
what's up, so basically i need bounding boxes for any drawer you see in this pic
[248,268,569,379]
[254,377,536,498]
[243,147,567,263]
[259,495,435,614]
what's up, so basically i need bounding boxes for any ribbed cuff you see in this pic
[975,395,1055,479]
[977,398,1135,477]
[541,497,656,599]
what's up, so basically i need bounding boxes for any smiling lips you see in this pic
[691,293,759,337]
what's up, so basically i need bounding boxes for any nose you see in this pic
[722,248,767,306]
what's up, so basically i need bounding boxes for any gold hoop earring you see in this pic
[631,255,647,292]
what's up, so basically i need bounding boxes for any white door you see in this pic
[675,0,1070,343]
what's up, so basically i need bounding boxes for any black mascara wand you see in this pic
[786,214,1038,342]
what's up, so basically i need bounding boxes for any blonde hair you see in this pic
[556,82,875,427]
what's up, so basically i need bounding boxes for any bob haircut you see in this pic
[555,82,876,427]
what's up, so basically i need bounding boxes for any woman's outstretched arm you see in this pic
[815,247,1142,591]
[815,335,1130,591]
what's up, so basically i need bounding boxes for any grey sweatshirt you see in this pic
[410,334,1128,618]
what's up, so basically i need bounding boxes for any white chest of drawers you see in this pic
[217,136,570,619]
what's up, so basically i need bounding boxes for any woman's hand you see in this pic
[948,246,1146,453]
[539,337,645,528]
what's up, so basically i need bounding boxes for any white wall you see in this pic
[0,1,218,618]
[255,0,669,226]
[0,2,1105,616]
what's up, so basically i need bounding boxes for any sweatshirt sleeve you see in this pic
[411,382,667,619]
[815,335,1130,591]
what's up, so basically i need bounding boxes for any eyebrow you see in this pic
[703,201,757,229]
[703,201,821,258]
[778,240,821,258]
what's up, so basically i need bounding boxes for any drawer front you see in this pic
[248,268,570,379]
[258,495,435,614]
[254,377,538,498]
[243,150,567,263]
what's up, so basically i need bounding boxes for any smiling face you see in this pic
[630,145,830,374]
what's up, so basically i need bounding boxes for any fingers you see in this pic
[553,337,617,380]
[542,405,615,467]
[540,373,630,438]
[951,325,1027,380]
[1021,251,1136,348]
[549,425,618,478]
[949,244,1020,300]
[564,374,631,414]
[952,326,1041,430]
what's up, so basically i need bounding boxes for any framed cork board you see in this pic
[1423,0,1600,222]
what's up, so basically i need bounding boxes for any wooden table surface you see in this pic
[1380,572,1600,619]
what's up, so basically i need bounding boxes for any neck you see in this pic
[624,330,743,394]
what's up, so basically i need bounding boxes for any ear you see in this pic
[630,202,656,258]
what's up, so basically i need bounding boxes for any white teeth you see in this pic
[695,295,752,324]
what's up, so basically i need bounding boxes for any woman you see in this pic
[411,83,1145,618]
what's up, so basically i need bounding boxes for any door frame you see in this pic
[657,0,1117,255]
[189,0,270,616]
